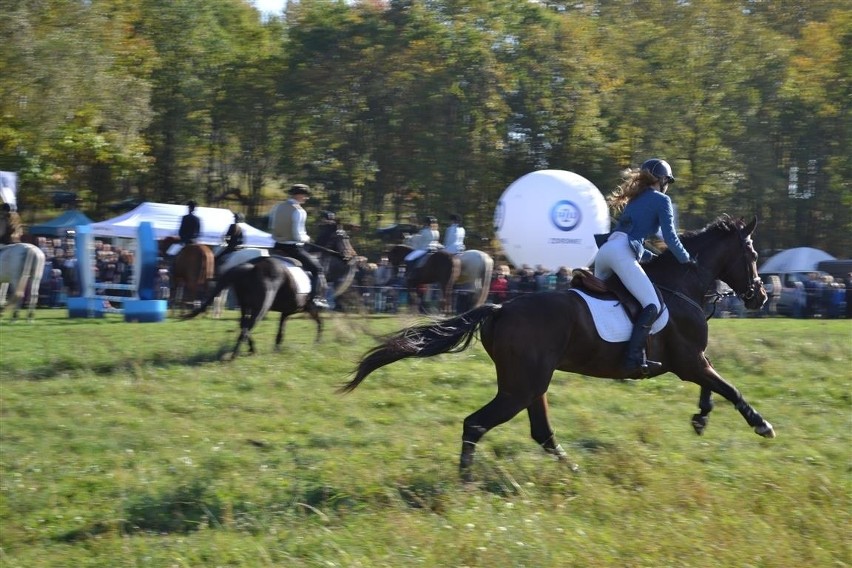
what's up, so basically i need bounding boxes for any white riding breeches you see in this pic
[594,232,660,310]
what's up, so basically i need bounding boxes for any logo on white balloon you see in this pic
[550,200,581,231]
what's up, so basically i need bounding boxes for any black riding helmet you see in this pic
[640,158,675,185]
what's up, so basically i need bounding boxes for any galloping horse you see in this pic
[386,245,460,313]
[342,216,774,480]
[0,243,46,322]
[170,243,215,314]
[181,256,322,360]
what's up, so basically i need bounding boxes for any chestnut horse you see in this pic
[343,216,775,480]
[170,243,215,314]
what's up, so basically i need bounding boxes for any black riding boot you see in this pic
[623,305,662,377]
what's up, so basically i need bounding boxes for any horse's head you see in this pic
[683,216,767,310]
[329,229,357,260]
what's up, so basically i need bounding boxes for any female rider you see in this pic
[594,158,696,376]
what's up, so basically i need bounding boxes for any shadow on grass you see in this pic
[56,479,224,542]
[1,346,233,381]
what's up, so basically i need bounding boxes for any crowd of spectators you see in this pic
[18,237,852,320]
[30,236,169,308]
[338,259,851,319]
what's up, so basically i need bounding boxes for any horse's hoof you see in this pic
[691,413,708,436]
[755,421,776,439]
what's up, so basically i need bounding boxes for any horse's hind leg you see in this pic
[274,313,287,351]
[679,357,775,438]
[26,279,40,322]
[691,386,714,435]
[528,395,579,472]
[228,310,256,360]
[460,392,532,481]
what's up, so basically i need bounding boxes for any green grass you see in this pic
[0,310,849,567]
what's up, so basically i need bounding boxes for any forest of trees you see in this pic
[1,0,849,257]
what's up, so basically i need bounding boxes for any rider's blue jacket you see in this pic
[612,189,692,264]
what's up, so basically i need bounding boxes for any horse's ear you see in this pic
[744,216,757,235]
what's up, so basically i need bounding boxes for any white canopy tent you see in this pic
[89,202,274,248]
[758,247,836,274]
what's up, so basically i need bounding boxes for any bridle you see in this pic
[692,223,763,320]
[725,226,764,304]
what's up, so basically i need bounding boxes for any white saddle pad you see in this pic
[569,289,669,343]
[273,257,311,295]
[286,265,311,296]
[166,243,183,256]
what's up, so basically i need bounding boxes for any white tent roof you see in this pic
[89,202,274,247]
[758,247,836,274]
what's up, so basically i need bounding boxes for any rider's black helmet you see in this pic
[640,158,675,185]
[320,210,336,221]
[424,216,437,225]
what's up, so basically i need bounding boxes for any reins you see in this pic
[657,284,710,320]
[657,222,759,321]
[702,287,737,320]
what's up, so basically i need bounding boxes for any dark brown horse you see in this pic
[181,256,322,360]
[386,245,461,314]
[171,243,215,314]
[343,216,774,480]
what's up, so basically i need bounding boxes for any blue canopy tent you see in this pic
[29,210,94,237]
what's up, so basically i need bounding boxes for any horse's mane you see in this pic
[681,215,742,242]
[648,214,743,268]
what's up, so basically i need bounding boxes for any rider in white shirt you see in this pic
[405,216,440,264]
[443,213,465,254]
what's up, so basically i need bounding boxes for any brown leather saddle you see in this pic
[570,268,664,323]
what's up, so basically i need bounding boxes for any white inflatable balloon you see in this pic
[494,170,610,270]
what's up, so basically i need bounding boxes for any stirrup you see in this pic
[623,357,661,377]
[312,297,330,309]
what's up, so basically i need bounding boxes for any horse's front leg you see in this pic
[679,356,775,439]
[528,394,579,472]
[306,306,323,343]
[274,313,286,351]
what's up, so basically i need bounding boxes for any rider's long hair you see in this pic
[607,168,659,212]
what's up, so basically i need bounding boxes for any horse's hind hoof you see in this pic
[755,421,776,439]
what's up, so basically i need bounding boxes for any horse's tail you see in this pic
[180,263,248,321]
[10,244,45,302]
[474,253,494,306]
[201,246,215,283]
[338,303,501,394]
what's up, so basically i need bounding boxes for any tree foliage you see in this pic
[1,0,848,257]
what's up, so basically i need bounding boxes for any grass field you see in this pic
[0,310,849,567]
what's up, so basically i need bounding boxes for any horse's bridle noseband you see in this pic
[731,227,763,303]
